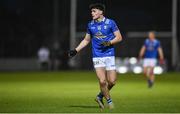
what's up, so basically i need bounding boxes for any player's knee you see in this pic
[109,80,116,86]
[143,71,147,76]
[143,72,146,76]
[99,79,106,86]
[150,69,154,75]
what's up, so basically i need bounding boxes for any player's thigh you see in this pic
[95,67,107,82]
[149,67,154,74]
[143,67,148,73]
[106,70,117,83]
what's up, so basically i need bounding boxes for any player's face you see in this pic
[91,8,103,20]
[148,32,155,40]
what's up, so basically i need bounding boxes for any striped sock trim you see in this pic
[107,98,112,104]
[97,92,103,99]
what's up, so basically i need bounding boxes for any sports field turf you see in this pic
[0,71,180,113]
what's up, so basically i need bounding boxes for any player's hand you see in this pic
[101,41,111,46]
[159,58,165,65]
[68,49,77,58]
[137,56,142,63]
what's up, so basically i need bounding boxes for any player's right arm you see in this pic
[68,33,91,57]
[75,33,91,52]
[139,45,146,59]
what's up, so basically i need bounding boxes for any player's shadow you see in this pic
[69,105,99,109]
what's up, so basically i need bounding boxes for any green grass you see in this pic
[0,71,180,113]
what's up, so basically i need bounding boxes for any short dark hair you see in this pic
[148,31,156,35]
[89,3,105,14]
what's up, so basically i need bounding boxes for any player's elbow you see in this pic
[114,31,122,43]
[117,36,122,42]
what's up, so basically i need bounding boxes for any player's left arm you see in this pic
[158,47,164,64]
[110,30,122,45]
[101,20,122,46]
[158,47,164,59]
[101,30,122,46]
[109,20,122,45]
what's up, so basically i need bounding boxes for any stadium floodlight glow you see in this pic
[133,66,143,74]
[116,66,128,74]
[154,66,163,75]
[129,57,137,65]
[115,57,122,65]
[123,57,129,65]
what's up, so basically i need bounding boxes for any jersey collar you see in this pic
[94,17,106,23]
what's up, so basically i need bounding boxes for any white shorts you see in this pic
[92,56,116,70]
[143,58,157,67]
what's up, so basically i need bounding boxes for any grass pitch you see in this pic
[0,71,180,113]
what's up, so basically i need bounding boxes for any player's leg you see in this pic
[144,59,156,88]
[143,66,154,88]
[143,59,152,87]
[143,66,153,87]
[143,67,148,78]
[143,59,148,78]
[96,70,116,109]
[148,66,155,88]
[103,56,116,109]
[105,70,116,109]
[106,56,117,90]
[147,59,157,88]
[93,58,107,109]
[149,67,155,82]
[95,67,110,109]
[106,70,117,91]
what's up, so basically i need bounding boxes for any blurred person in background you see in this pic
[139,31,164,88]
[68,3,122,109]
[38,46,50,70]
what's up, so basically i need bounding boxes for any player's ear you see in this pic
[99,10,103,15]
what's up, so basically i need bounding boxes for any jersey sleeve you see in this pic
[111,20,119,32]
[156,40,161,48]
[86,23,91,34]
[144,39,147,47]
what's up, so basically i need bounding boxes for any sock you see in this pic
[107,98,113,104]
[97,92,104,100]
[148,79,154,87]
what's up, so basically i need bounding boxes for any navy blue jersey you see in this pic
[87,17,119,57]
[144,39,161,58]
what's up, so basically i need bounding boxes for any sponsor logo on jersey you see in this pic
[104,25,107,29]
[97,26,101,30]
[95,32,106,39]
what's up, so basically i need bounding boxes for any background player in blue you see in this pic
[139,31,164,88]
[68,3,122,109]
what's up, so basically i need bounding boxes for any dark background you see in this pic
[0,0,179,70]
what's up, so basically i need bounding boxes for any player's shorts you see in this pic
[92,56,116,70]
[143,58,157,67]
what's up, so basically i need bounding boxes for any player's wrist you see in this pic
[159,58,165,64]
[138,55,143,59]
[109,41,112,45]
[107,41,111,46]
[102,41,112,46]
[68,49,77,58]
[74,49,78,53]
